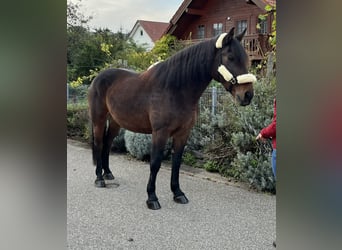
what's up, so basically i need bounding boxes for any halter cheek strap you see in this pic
[218,65,257,85]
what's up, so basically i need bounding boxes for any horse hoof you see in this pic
[94,178,106,188]
[146,200,161,210]
[174,195,189,204]
[103,172,115,180]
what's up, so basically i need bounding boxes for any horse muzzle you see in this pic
[237,90,254,106]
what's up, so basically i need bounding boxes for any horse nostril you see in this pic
[245,91,253,100]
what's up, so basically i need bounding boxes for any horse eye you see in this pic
[228,55,234,61]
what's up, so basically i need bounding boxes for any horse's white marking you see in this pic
[237,73,257,84]
[218,65,233,82]
[215,33,228,49]
[147,61,161,70]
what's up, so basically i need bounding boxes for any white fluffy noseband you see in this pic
[215,33,228,49]
[218,65,256,84]
[218,65,233,82]
[237,73,257,84]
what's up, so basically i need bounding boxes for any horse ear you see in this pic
[221,27,235,46]
[235,28,247,42]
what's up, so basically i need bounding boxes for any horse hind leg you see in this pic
[92,120,107,187]
[89,81,114,187]
[101,117,120,181]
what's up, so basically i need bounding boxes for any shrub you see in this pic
[192,77,276,193]
[124,131,152,161]
[182,152,197,166]
[226,77,276,192]
[67,103,90,143]
[124,131,172,161]
[111,128,126,152]
[203,160,219,172]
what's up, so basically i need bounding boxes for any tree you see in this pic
[67,0,92,28]
[257,4,276,76]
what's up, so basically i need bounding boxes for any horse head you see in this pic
[212,27,256,106]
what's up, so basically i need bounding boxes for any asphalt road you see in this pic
[67,140,276,250]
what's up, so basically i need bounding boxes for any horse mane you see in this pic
[145,38,217,90]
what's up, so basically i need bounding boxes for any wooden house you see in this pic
[129,20,169,50]
[164,0,276,63]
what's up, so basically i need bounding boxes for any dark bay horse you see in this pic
[88,27,256,210]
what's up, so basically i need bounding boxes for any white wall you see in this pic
[130,25,154,50]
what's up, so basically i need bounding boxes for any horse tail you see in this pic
[89,68,127,166]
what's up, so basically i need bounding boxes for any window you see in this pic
[236,20,247,34]
[258,18,267,34]
[140,30,143,36]
[213,23,223,36]
[197,25,205,39]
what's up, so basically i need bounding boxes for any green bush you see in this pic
[203,160,219,172]
[191,77,276,193]
[124,131,172,161]
[67,103,90,143]
[111,128,126,152]
[124,131,152,161]
[182,152,197,166]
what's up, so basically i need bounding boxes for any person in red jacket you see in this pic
[256,98,276,179]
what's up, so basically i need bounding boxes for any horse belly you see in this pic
[108,105,152,134]
[106,81,153,133]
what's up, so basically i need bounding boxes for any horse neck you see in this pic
[175,41,216,101]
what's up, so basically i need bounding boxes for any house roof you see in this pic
[164,0,276,35]
[248,0,276,10]
[131,20,169,42]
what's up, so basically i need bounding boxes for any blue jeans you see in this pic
[272,149,276,179]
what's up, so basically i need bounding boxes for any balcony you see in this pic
[242,34,271,61]
[177,34,270,62]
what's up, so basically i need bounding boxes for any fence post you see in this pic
[211,86,217,116]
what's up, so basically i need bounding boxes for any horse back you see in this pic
[89,68,138,99]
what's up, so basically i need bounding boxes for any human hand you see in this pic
[256,133,266,142]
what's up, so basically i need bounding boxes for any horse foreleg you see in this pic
[146,130,168,210]
[171,133,190,204]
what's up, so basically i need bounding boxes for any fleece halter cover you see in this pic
[215,33,257,85]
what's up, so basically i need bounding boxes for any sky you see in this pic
[69,0,184,33]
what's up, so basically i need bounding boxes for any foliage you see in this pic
[67,28,130,85]
[203,160,219,172]
[67,0,92,28]
[68,84,88,101]
[257,4,276,74]
[151,34,185,60]
[189,77,276,192]
[258,4,276,51]
[66,102,126,151]
[124,131,172,161]
[111,129,126,152]
[182,152,197,166]
[124,131,152,161]
[67,102,90,143]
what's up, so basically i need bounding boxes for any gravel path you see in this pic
[67,140,276,250]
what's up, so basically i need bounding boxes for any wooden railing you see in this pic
[242,34,264,61]
[177,34,270,61]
